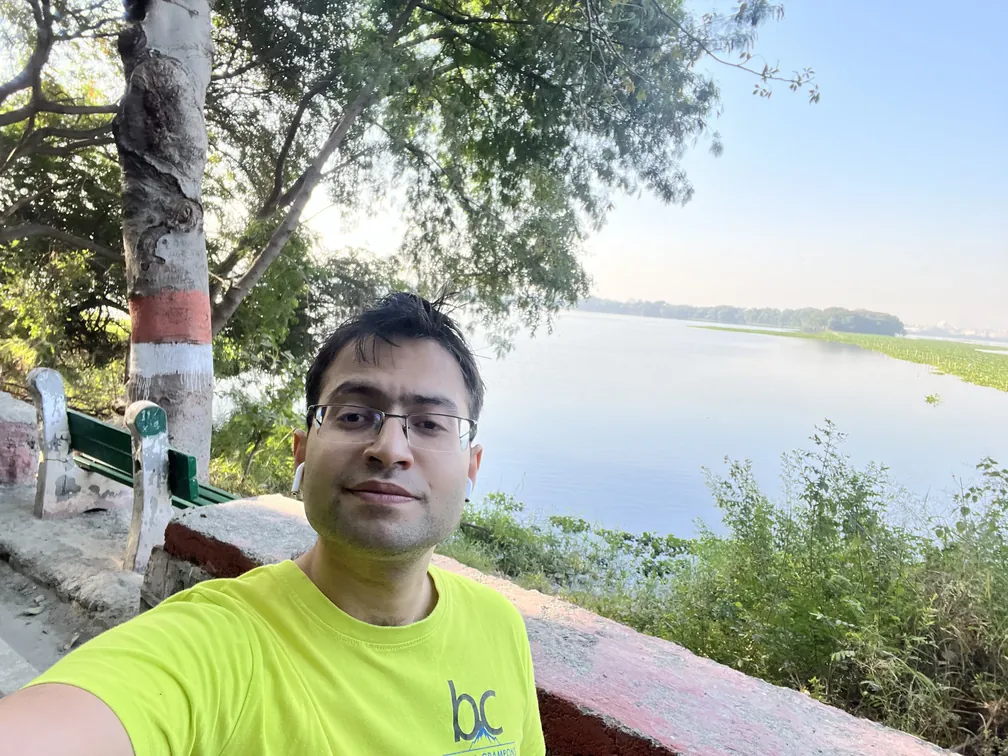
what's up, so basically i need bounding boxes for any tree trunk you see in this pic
[116,0,214,480]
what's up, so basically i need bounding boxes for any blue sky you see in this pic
[585,0,1008,330]
[311,0,1007,330]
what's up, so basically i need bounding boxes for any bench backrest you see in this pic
[66,409,236,508]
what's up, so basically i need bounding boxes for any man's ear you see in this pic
[468,443,483,488]
[293,428,308,466]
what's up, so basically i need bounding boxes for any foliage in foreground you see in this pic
[438,425,1008,754]
[699,326,1008,393]
[209,371,306,496]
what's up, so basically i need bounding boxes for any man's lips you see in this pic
[346,480,419,504]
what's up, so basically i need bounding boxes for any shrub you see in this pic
[439,425,1008,754]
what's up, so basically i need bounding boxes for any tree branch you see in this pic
[1,0,45,100]
[211,248,244,285]
[0,14,54,107]
[211,0,423,334]
[0,223,120,263]
[270,172,308,215]
[414,1,588,33]
[0,100,119,128]
[25,123,113,141]
[4,123,114,166]
[416,2,531,26]
[210,45,280,82]
[649,0,816,92]
[257,73,338,219]
[0,181,59,222]
[32,136,115,156]
[53,14,121,41]
[212,86,374,333]
[27,0,44,26]
[372,117,482,217]
[446,30,561,92]
[38,100,121,116]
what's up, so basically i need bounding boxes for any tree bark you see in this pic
[116,0,214,480]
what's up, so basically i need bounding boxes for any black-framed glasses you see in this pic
[307,404,477,452]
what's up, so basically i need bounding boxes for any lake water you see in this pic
[472,312,1008,538]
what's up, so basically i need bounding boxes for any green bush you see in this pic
[209,371,304,497]
[439,425,1008,754]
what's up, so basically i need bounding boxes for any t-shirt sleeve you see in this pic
[518,619,547,756]
[24,589,254,756]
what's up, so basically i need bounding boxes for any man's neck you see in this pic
[294,540,437,627]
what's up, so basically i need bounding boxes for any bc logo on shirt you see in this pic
[445,680,516,756]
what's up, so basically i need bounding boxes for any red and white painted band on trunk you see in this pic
[129,289,214,397]
[129,343,214,396]
[129,290,212,345]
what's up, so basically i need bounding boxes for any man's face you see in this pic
[295,338,482,557]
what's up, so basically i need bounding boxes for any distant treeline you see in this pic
[579,298,906,336]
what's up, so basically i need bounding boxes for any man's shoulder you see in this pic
[160,560,288,612]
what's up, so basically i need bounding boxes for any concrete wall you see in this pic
[145,496,949,756]
[0,392,36,486]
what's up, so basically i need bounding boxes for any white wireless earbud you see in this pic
[465,479,473,502]
[291,463,305,494]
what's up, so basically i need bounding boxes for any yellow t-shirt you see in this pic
[28,560,546,756]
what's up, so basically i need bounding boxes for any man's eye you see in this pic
[335,411,370,427]
[410,415,451,435]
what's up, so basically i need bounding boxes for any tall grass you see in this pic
[439,425,1008,753]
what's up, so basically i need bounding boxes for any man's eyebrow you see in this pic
[324,382,460,413]
[404,393,459,414]
[324,381,386,404]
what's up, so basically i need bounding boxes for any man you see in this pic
[1,293,546,756]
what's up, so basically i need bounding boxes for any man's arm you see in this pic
[0,683,135,755]
[0,588,253,756]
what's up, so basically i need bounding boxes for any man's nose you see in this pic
[364,416,414,467]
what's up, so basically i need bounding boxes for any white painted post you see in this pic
[124,401,173,574]
[26,368,85,518]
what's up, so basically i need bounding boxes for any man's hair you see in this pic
[305,293,485,426]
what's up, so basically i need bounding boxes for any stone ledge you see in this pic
[0,484,141,629]
[0,392,37,486]
[162,495,313,578]
[0,391,35,425]
[154,495,949,755]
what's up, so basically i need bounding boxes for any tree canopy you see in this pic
[1,0,816,406]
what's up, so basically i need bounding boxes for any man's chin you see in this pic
[304,495,453,556]
[322,517,441,557]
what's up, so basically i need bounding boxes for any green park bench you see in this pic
[67,409,235,510]
[26,367,237,574]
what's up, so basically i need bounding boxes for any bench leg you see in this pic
[27,368,87,518]
[124,401,172,574]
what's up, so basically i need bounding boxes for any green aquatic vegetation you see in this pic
[694,326,1008,392]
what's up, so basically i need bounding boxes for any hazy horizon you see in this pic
[579,0,1007,333]
[578,295,1001,332]
[309,0,1007,333]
